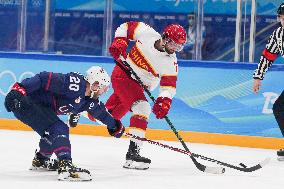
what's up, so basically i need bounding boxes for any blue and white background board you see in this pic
[0,0,281,14]
[0,53,283,138]
[54,0,282,15]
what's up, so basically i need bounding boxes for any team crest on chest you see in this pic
[75,96,81,103]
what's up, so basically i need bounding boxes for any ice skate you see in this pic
[277,149,284,161]
[58,159,92,181]
[29,151,58,171]
[123,141,151,170]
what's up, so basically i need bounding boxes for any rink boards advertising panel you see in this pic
[0,53,284,148]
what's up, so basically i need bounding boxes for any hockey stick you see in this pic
[124,132,270,172]
[117,56,224,174]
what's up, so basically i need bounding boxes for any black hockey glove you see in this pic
[107,120,125,138]
[4,83,27,112]
[68,113,81,128]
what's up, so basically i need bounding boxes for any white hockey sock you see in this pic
[129,128,145,148]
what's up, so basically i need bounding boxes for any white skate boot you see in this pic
[58,159,92,181]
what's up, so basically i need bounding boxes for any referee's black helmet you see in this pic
[277,3,284,15]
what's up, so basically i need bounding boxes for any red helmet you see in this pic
[163,24,187,45]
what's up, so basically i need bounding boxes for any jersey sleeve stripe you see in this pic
[254,28,280,80]
[160,75,177,88]
[160,86,176,89]
[127,21,139,40]
[52,96,58,114]
[266,29,280,53]
[45,72,53,91]
[253,56,272,79]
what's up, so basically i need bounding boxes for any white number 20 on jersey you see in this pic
[69,76,80,91]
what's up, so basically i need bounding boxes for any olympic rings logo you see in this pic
[0,70,35,96]
[31,0,42,8]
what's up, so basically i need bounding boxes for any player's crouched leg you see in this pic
[30,137,59,171]
[30,150,58,171]
[47,121,92,181]
[4,92,60,171]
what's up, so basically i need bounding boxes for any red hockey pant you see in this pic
[106,65,148,130]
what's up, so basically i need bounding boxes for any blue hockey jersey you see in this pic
[20,71,117,129]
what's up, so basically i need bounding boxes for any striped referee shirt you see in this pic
[253,26,283,80]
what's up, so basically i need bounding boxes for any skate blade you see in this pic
[29,166,57,171]
[58,172,92,182]
[29,166,49,171]
[123,160,150,170]
[277,156,284,161]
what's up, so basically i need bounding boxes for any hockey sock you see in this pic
[38,137,53,158]
[47,120,72,160]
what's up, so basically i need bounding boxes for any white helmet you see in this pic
[84,66,111,97]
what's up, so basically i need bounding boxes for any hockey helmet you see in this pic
[278,3,284,15]
[85,66,110,97]
[162,24,187,52]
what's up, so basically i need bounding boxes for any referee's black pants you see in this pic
[273,90,284,137]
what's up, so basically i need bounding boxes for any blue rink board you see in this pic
[0,53,284,138]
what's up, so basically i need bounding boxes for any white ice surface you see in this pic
[0,130,282,189]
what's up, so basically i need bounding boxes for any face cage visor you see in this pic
[90,82,110,98]
[165,38,185,52]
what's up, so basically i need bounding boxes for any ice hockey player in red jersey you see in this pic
[107,21,186,170]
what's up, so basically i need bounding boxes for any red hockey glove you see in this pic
[109,37,128,61]
[107,120,125,138]
[152,97,172,119]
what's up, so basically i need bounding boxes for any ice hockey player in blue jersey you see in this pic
[4,66,125,181]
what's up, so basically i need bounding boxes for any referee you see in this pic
[253,3,284,160]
